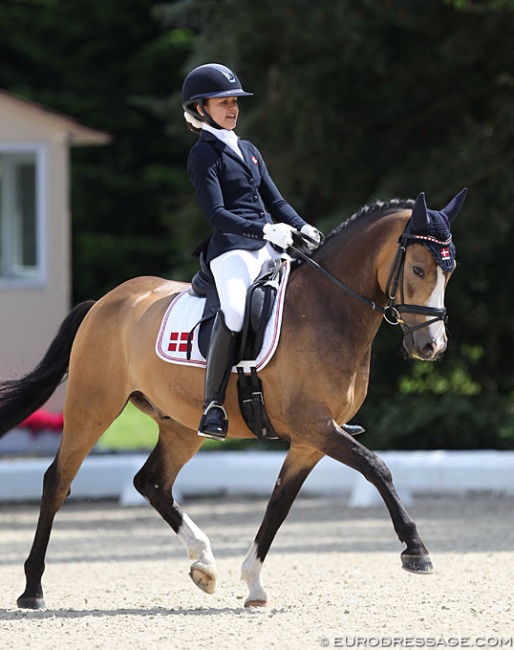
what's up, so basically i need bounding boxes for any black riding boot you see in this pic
[198,311,239,441]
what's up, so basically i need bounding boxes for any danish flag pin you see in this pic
[251,155,258,165]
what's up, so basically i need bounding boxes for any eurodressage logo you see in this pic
[318,638,514,648]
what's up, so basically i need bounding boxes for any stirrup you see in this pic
[198,402,228,441]
[342,423,365,436]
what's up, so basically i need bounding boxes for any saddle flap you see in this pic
[240,273,280,360]
[195,257,285,362]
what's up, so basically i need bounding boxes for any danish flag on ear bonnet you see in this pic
[407,188,467,272]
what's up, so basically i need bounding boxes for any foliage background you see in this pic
[1,0,514,449]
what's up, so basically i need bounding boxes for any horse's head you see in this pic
[389,188,467,361]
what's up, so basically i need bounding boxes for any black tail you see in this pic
[0,300,96,437]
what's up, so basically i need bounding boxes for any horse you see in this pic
[0,188,467,610]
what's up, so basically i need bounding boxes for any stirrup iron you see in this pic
[198,402,228,440]
[342,423,365,436]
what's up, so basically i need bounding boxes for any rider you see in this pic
[182,63,362,441]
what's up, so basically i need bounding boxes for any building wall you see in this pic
[0,103,72,412]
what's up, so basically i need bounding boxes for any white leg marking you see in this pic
[241,541,268,607]
[178,513,217,594]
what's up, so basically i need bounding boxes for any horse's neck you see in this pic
[318,213,406,297]
[287,213,407,344]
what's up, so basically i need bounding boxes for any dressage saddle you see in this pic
[190,252,283,363]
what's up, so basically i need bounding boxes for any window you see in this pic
[0,148,45,283]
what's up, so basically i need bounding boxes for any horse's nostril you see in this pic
[424,341,436,356]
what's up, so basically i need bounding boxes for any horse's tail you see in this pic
[0,300,96,437]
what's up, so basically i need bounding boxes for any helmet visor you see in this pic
[188,89,253,101]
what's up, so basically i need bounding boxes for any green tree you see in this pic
[3,0,514,448]
[165,0,514,448]
[0,0,196,300]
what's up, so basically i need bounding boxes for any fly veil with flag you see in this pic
[403,188,464,272]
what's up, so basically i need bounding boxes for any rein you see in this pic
[289,230,447,333]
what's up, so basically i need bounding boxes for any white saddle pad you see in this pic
[155,261,291,372]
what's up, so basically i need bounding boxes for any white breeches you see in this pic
[210,243,282,332]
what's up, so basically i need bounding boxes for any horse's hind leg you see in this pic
[241,445,324,607]
[17,390,127,609]
[133,419,217,594]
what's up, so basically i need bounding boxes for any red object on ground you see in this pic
[20,409,64,432]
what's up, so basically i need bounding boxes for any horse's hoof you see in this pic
[17,595,46,610]
[401,554,434,574]
[189,567,216,594]
[244,598,268,608]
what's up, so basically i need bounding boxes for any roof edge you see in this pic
[0,89,112,146]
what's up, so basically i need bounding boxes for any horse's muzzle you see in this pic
[402,330,447,361]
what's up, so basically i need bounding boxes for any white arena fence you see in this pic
[0,429,513,508]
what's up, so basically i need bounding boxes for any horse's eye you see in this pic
[413,266,425,279]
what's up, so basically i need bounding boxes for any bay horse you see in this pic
[0,188,466,610]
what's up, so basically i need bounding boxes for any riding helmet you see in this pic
[182,63,253,126]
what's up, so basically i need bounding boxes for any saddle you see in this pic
[190,253,283,363]
[190,254,284,441]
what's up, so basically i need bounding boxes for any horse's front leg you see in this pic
[133,422,217,594]
[318,420,433,573]
[241,445,324,607]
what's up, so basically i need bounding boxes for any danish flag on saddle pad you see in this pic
[167,331,190,354]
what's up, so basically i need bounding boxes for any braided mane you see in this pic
[322,198,414,248]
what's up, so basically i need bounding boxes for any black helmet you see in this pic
[182,63,253,126]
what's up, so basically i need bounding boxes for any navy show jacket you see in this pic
[188,130,307,263]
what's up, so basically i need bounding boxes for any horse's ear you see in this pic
[410,192,429,233]
[441,187,468,223]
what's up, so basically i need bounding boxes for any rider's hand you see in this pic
[300,224,323,251]
[262,223,295,249]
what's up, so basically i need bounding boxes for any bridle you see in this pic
[289,228,449,335]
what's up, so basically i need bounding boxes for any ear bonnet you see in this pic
[403,188,467,272]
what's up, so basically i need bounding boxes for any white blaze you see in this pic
[425,266,447,349]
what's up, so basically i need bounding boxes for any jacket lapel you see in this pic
[200,130,252,172]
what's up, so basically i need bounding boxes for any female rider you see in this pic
[182,63,345,441]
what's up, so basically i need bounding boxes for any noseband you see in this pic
[290,229,448,334]
[382,231,448,333]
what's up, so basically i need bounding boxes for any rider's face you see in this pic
[200,97,239,130]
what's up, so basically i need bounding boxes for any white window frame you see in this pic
[0,142,48,288]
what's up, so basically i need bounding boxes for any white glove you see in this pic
[262,222,295,249]
[301,224,322,250]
